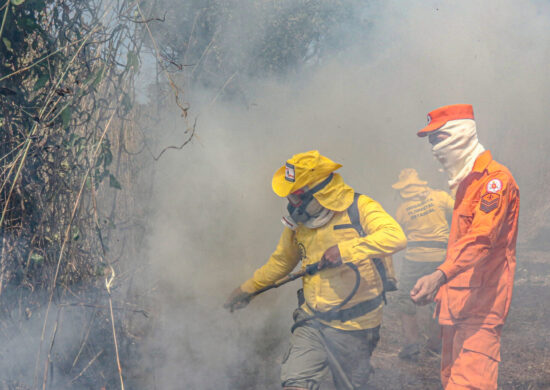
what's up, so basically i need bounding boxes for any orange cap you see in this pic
[417,104,474,137]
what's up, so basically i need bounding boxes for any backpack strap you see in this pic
[347,192,366,237]
[342,192,388,303]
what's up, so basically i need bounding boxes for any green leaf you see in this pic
[34,0,46,10]
[102,148,113,168]
[20,17,38,30]
[30,253,44,263]
[121,93,132,113]
[126,51,139,70]
[75,138,86,157]
[91,66,105,89]
[109,174,122,190]
[71,226,80,241]
[61,107,72,129]
[95,168,108,185]
[2,38,13,52]
[94,154,104,168]
[83,71,95,85]
[60,158,70,171]
[33,74,49,91]
[11,0,26,5]
[95,263,107,276]
[68,133,78,147]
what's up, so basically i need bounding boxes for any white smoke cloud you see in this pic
[141,0,550,387]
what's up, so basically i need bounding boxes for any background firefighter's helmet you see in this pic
[391,168,428,190]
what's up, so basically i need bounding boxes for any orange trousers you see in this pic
[441,325,501,390]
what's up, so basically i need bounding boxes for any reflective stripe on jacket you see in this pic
[241,194,406,331]
[395,187,454,262]
[436,150,520,327]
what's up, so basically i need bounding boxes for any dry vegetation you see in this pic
[1,0,549,389]
[0,0,169,387]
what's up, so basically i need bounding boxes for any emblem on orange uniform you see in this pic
[486,179,502,193]
[480,192,500,213]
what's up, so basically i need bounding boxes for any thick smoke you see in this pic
[140,0,550,388]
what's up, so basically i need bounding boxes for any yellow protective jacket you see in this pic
[241,176,406,331]
[395,186,454,262]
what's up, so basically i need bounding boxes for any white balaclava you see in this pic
[431,119,485,191]
[281,196,334,230]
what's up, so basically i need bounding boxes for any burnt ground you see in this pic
[370,248,550,390]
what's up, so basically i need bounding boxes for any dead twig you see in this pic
[69,349,104,384]
[153,116,197,161]
[135,2,190,119]
[106,265,125,390]
[190,31,217,78]
[70,310,97,371]
[59,302,149,317]
[159,54,195,71]
[0,236,6,300]
[208,71,238,108]
[42,307,63,390]
[125,11,166,24]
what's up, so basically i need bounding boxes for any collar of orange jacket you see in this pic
[472,150,493,173]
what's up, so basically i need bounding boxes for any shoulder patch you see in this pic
[486,178,502,193]
[480,193,500,213]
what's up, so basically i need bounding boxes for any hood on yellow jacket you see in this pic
[313,173,354,212]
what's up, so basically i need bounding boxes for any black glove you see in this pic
[223,286,252,312]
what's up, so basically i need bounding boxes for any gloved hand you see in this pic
[223,286,252,313]
[318,245,342,270]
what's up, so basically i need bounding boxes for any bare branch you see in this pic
[153,116,197,161]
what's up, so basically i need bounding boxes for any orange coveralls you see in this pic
[435,150,520,390]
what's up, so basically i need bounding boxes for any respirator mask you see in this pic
[281,173,334,230]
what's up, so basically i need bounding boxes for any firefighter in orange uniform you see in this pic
[410,104,520,390]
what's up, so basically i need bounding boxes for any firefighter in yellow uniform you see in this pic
[392,168,454,359]
[225,151,406,390]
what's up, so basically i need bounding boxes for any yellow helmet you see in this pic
[272,150,342,197]
[392,168,428,190]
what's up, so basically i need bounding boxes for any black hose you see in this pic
[291,262,361,333]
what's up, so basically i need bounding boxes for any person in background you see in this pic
[392,168,454,360]
[410,104,520,390]
[224,150,406,390]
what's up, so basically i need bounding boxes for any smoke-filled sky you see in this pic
[141,0,550,387]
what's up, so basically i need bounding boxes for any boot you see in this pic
[398,342,421,360]
[425,318,442,356]
[399,313,421,360]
